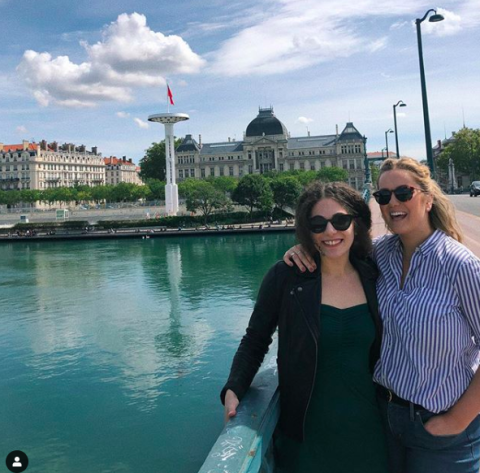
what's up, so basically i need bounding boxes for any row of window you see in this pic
[340,144,362,154]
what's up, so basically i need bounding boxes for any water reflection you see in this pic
[0,232,295,473]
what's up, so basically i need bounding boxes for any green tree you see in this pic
[316,166,349,182]
[183,180,228,224]
[206,176,238,195]
[437,128,480,179]
[232,174,273,218]
[140,138,183,181]
[270,175,303,212]
[145,179,166,201]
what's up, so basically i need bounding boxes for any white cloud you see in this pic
[422,8,462,36]
[134,118,149,129]
[17,13,205,108]
[368,37,388,53]
[16,125,28,134]
[207,0,427,76]
[117,111,130,118]
[297,116,313,124]
[207,0,480,77]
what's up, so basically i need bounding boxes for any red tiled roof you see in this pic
[104,156,136,167]
[1,143,38,152]
[367,151,396,159]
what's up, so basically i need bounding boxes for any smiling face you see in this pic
[377,169,434,240]
[310,198,355,260]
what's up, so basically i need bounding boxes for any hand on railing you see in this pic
[224,389,240,423]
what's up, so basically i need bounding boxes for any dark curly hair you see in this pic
[295,181,372,260]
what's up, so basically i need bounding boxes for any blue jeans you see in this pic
[377,394,480,473]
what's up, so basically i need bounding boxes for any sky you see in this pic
[1,0,479,163]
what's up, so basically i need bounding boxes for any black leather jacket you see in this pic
[221,254,382,441]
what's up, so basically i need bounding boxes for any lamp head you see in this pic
[400,103,407,107]
[429,13,444,22]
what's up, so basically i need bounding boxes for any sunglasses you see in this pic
[372,185,424,206]
[309,213,355,233]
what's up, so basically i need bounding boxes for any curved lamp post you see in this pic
[416,9,444,176]
[393,101,407,158]
[385,129,394,158]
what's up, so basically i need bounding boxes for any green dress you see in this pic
[278,304,388,473]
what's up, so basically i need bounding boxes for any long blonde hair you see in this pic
[378,158,463,243]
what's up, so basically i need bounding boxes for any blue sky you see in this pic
[1,0,479,163]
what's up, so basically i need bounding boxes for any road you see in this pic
[370,195,480,257]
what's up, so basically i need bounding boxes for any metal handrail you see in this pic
[198,348,279,473]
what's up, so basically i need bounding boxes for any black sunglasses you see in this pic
[309,213,355,233]
[372,185,424,206]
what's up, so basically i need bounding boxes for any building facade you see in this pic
[104,157,143,185]
[175,107,367,190]
[0,140,105,191]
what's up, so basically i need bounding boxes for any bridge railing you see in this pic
[198,347,279,473]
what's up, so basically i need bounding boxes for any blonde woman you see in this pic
[284,158,480,473]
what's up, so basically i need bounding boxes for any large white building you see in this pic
[0,140,105,191]
[175,107,367,191]
[104,156,143,185]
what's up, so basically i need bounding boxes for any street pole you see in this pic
[393,101,406,158]
[416,9,444,177]
[385,129,393,159]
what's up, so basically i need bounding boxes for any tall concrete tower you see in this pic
[148,113,189,216]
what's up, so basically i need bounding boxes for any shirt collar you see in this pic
[393,229,444,257]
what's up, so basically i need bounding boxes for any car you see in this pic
[470,181,480,197]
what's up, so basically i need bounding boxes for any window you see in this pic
[201,168,205,178]
[179,169,183,179]
[279,163,284,171]
[300,163,305,170]
[248,165,253,174]
[220,167,224,176]
[229,166,234,176]
[311,163,315,171]
[349,159,355,170]
[210,167,215,177]
[290,163,295,171]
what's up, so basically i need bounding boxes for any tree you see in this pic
[270,175,303,212]
[140,138,183,181]
[145,179,166,201]
[206,176,238,195]
[183,180,229,224]
[232,174,273,218]
[437,128,480,179]
[316,166,349,183]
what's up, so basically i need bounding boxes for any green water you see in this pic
[0,233,295,473]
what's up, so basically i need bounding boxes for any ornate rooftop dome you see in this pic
[245,107,288,138]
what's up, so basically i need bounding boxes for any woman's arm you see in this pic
[221,262,287,410]
[425,370,480,435]
[425,256,480,435]
[282,244,316,272]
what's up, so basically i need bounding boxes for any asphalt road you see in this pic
[449,194,480,218]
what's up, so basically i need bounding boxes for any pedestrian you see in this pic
[284,158,480,473]
[222,181,388,473]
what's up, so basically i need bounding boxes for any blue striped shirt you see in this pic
[372,230,480,413]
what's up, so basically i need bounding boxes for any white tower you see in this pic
[148,113,189,216]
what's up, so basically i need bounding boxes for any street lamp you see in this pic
[381,147,387,159]
[363,136,371,184]
[385,129,394,158]
[393,101,407,158]
[416,9,444,176]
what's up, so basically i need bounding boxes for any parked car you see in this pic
[470,181,480,197]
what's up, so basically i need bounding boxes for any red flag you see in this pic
[167,85,174,105]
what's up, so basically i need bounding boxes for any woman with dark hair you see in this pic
[221,181,388,472]
[284,159,480,473]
